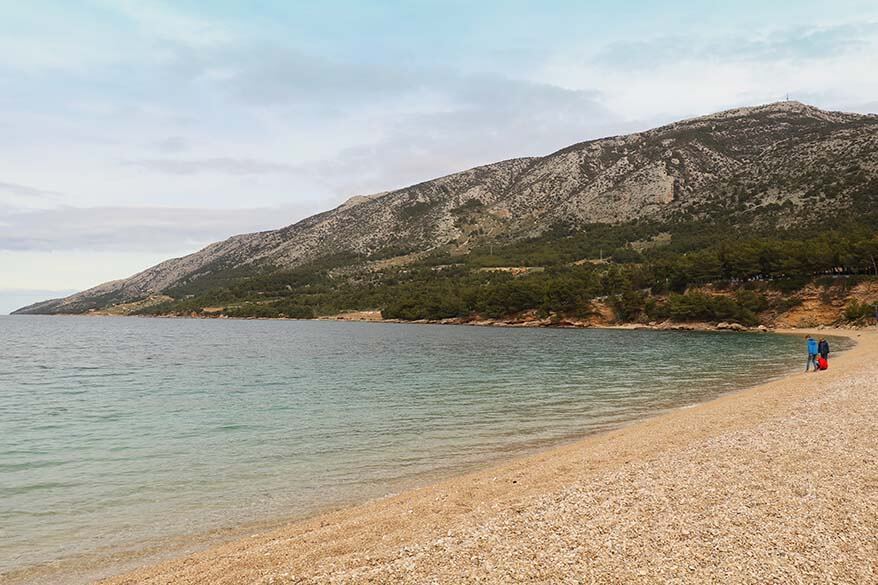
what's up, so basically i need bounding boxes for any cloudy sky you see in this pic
[2,0,877,313]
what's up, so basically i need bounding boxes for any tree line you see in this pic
[137,216,878,325]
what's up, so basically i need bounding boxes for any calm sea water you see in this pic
[0,316,831,578]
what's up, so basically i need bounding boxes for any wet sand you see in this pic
[86,327,878,584]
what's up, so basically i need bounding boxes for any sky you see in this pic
[2,0,878,313]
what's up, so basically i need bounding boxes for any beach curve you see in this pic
[81,327,877,583]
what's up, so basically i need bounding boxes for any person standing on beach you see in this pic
[818,337,830,361]
[805,335,819,372]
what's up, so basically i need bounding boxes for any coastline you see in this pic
[11,310,824,334]
[20,297,877,333]
[70,326,875,584]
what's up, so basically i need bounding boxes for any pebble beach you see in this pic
[90,328,877,585]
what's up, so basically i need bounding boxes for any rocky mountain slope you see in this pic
[14,101,878,315]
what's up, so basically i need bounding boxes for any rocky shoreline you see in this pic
[315,309,814,333]
[38,308,863,333]
[377,316,770,332]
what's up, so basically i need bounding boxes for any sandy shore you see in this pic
[83,327,877,585]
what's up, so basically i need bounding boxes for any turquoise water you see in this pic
[0,316,826,578]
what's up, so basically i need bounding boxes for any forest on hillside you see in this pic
[137,213,878,326]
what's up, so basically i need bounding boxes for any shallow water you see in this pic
[0,316,841,576]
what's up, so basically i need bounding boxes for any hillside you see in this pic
[14,101,878,321]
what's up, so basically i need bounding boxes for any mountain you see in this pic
[14,101,878,316]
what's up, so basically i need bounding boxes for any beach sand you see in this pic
[88,328,877,584]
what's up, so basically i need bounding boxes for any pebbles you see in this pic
[101,330,877,585]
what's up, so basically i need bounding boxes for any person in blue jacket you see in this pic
[805,335,819,372]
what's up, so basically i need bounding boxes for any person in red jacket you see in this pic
[816,355,828,371]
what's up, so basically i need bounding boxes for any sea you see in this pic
[0,316,840,581]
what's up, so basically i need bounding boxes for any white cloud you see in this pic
[0,180,62,199]
[538,21,878,121]
[590,22,878,70]
[151,135,189,153]
[0,250,175,292]
[125,157,299,176]
[0,289,78,315]
[0,205,308,253]
[0,37,120,73]
[0,180,64,210]
[102,0,235,48]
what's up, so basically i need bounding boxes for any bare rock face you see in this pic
[14,101,878,315]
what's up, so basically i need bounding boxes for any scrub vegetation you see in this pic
[137,215,878,325]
